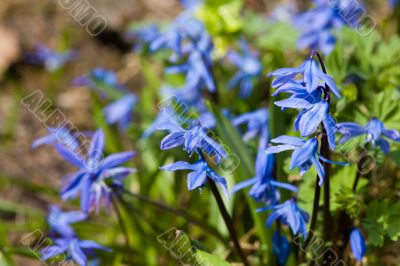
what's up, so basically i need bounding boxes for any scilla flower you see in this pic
[337,118,400,153]
[42,206,109,266]
[350,228,366,262]
[161,157,228,198]
[73,68,126,95]
[159,122,227,164]
[232,108,268,141]
[273,231,291,266]
[258,199,309,236]
[32,127,80,151]
[103,94,136,130]
[57,129,136,213]
[266,136,348,185]
[25,44,76,72]
[269,57,341,97]
[227,40,262,98]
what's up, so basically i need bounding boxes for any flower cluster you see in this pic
[33,129,135,265]
[159,119,229,197]
[293,0,361,55]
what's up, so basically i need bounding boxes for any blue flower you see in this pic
[233,132,297,205]
[73,68,126,94]
[266,136,348,185]
[275,99,337,150]
[25,44,76,72]
[272,231,291,266]
[272,80,322,107]
[180,0,202,9]
[293,0,360,55]
[350,228,366,262]
[337,118,400,153]
[159,122,227,164]
[103,94,136,130]
[258,199,309,236]
[57,129,136,213]
[389,0,400,7]
[160,158,228,198]
[232,108,268,141]
[227,40,262,97]
[32,127,80,151]
[269,57,341,98]
[48,206,86,238]
[42,237,109,266]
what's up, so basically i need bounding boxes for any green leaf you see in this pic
[195,249,230,266]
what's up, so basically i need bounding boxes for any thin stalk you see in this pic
[303,178,321,249]
[118,188,227,244]
[207,178,250,266]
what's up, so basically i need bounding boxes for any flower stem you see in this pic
[117,187,227,244]
[303,177,321,249]
[207,178,250,266]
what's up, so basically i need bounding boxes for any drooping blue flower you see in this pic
[269,57,341,98]
[275,99,337,150]
[233,131,297,205]
[25,44,76,72]
[159,122,227,164]
[293,0,361,55]
[42,237,109,266]
[103,94,136,130]
[32,127,80,151]
[258,199,309,236]
[73,68,126,94]
[160,157,228,198]
[227,40,262,98]
[232,108,268,141]
[48,206,86,238]
[57,129,136,213]
[266,136,348,185]
[389,0,400,7]
[350,228,366,262]
[272,80,322,107]
[337,118,400,153]
[272,231,291,266]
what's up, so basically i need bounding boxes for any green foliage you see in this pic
[334,187,362,219]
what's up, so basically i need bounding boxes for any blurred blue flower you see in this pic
[126,24,160,51]
[180,0,202,9]
[32,127,80,151]
[269,58,341,98]
[48,206,86,238]
[73,68,126,93]
[25,44,76,72]
[161,157,228,198]
[227,40,262,97]
[350,228,366,262]
[389,0,400,7]
[258,199,309,236]
[273,231,291,266]
[293,0,360,55]
[159,122,227,164]
[57,129,136,213]
[233,131,297,205]
[42,237,109,266]
[103,94,136,130]
[337,118,400,153]
[232,108,268,141]
[266,136,348,186]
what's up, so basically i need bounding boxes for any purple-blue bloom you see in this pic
[32,127,80,151]
[269,57,341,98]
[273,231,291,266]
[42,237,109,266]
[350,228,366,262]
[57,129,136,213]
[258,199,309,236]
[337,118,400,153]
[73,68,126,93]
[266,136,348,186]
[159,122,227,164]
[160,158,228,198]
[48,205,86,238]
[25,44,76,72]
[293,0,361,55]
[227,40,262,98]
[126,24,160,51]
[103,94,136,130]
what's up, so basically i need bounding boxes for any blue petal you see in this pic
[70,239,87,266]
[160,161,196,171]
[270,180,298,192]
[350,228,366,262]
[322,114,337,150]
[160,132,185,150]
[232,177,257,193]
[290,139,317,169]
[274,98,314,109]
[311,156,325,186]
[55,144,84,168]
[101,151,136,169]
[299,101,328,136]
[383,129,400,142]
[271,135,305,146]
[187,170,207,191]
